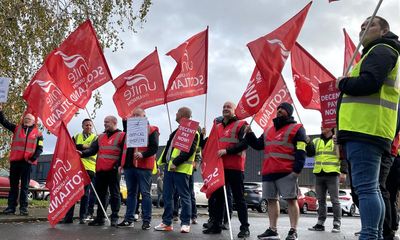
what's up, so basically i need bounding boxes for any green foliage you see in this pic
[0,0,152,165]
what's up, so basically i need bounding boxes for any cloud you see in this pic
[42,0,400,152]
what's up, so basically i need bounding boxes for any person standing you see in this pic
[0,106,43,216]
[118,108,159,230]
[61,119,97,224]
[80,115,125,227]
[336,16,400,239]
[156,170,163,208]
[154,107,200,233]
[203,101,250,238]
[245,102,307,240]
[306,127,347,233]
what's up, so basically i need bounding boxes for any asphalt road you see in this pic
[0,212,363,240]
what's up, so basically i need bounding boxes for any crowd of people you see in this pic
[0,16,399,240]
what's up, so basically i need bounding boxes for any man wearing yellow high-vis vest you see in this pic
[62,119,97,224]
[154,107,200,234]
[307,127,347,233]
[336,16,400,239]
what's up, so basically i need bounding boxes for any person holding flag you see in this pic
[245,102,307,240]
[336,16,400,239]
[0,105,43,216]
[154,107,200,233]
[203,101,250,238]
[61,119,97,224]
[79,115,125,227]
[118,108,159,230]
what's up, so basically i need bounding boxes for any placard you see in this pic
[0,77,11,103]
[126,117,148,148]
[319,80,340,128]
[172,118,199,153]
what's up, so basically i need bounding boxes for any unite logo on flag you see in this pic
[267,39,290,64]
[124,74,157,103]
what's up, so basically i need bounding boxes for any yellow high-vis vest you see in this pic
[157,131,200,175]
[75,133,97,172]
[339,43,400,140]
[312,138,340,174]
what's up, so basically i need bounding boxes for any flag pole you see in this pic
[165,103,173,133]
[343,0,383,76]
[84,107,111,224]
[223,186,234,240]
[204,93,208,130]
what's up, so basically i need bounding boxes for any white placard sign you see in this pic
[0,77,11,103]
[126,117,148,148]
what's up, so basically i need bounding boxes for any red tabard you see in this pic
[96,131,125,172]
[262,123,302,175]
[217,120,247,171]
[121,125,159,170]
[10,125,41,165]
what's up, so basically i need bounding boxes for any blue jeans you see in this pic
[162,166,191,226]
[189,174,197,219]
[124,168,152,223]
[346,141,385,240]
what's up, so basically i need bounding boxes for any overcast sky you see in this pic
[42,0,400,153]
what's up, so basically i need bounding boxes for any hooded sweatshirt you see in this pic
[337,31,400,153]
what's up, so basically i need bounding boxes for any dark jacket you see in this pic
[0,111,43,161]
[122,120,159,169]
[337,31,400,153]
[245,116,307,181]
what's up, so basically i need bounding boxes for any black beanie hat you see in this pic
[278,102,294,116]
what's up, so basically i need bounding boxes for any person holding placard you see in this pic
[154,107,200,234]
[0,105,43,216]
[119,108,159,230]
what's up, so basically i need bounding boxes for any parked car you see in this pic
[327,189,359,216]
[279,187,318,214]
[0,168,41,201]
[151,182,208,207]
[243,182,268,213]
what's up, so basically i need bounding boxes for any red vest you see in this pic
[10,125,41,165]
[262,123,302,175]
[121,125,159,170]
[391,131,400,157]
[217,120,247,171]
[96,131,125,172]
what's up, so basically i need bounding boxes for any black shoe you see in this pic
[285,228,298,240]
[59,219,73,224]
[19,209,29,216]
[221,223,229,230]
[308,224,325,231]
[142,222,151,230]
[117,220,133,227]
[331,225,340,233]
[238,227,250,238]
[203,225,222,234]
[88,219,105,226]
[257,227,280,239]
[2,208,16,215]
[173,215,179,221]
[203,219,213,229]
[79,219,86,224]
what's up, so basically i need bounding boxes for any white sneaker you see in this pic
[154,223,173,231]
[134,214,139,222]
[181,225,190,233]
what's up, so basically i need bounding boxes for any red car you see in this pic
[279,187,318,214]
[0,167,41,200]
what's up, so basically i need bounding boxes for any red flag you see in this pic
[112,49,165,118]
[23,66,79,135]
[254,75,293,130]
[46,123,90,226]
[343,28,361,75]
[165,27,208,103]
[239,2,311,118]
[45,20,112,109]
[291,42,335,110]
[200,123,225,199]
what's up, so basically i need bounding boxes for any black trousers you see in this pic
[213,169,249,230]
[8,161,31,210]
[208,184,232,223]
[95,169,121,222]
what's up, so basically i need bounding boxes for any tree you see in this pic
[0,0,152,165]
